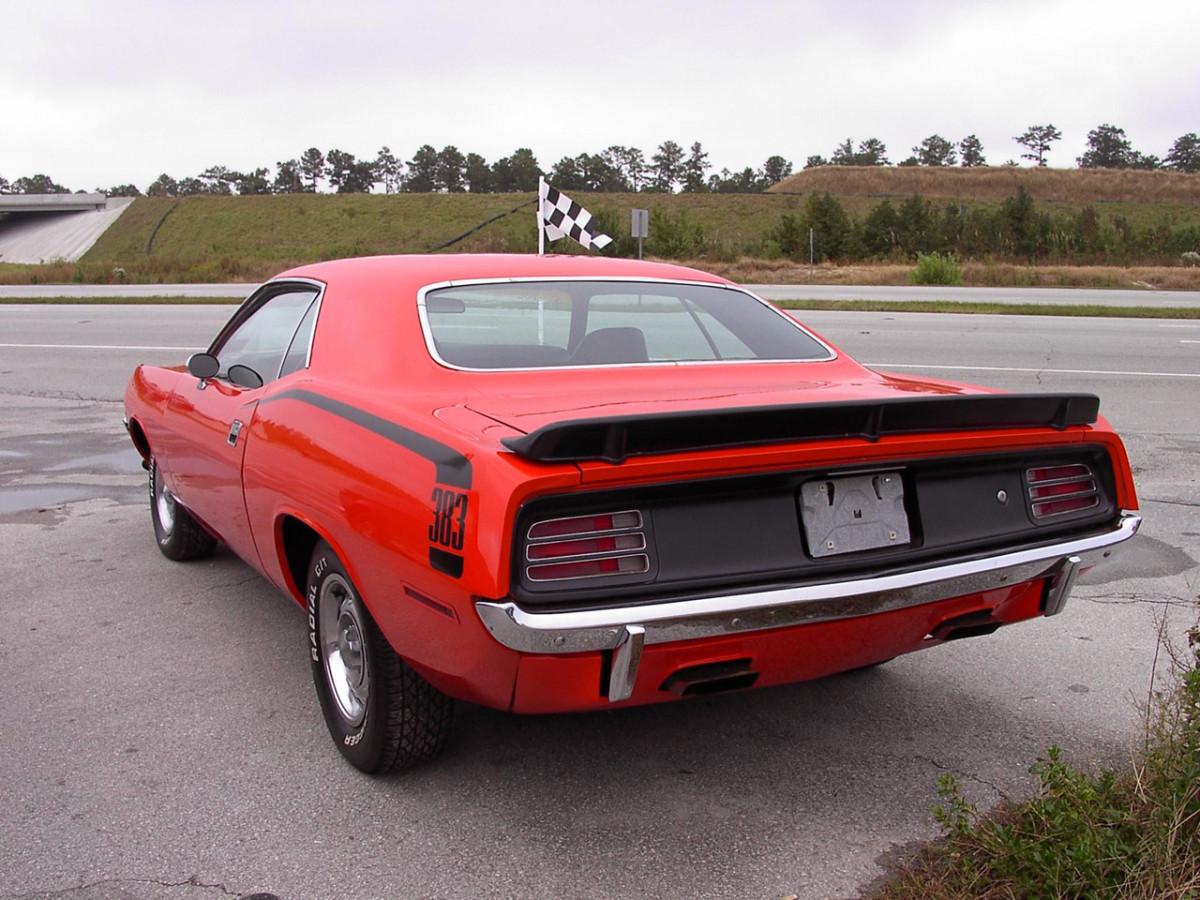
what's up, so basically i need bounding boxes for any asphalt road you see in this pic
[2,282,1199,308]
[1,305,1197,900]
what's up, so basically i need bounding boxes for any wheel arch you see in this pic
[275,514,369,609]
[277,514,325,603]
[126,416,151,462]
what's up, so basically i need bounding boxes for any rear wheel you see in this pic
[307,541,453,773]
[149,457,216,561]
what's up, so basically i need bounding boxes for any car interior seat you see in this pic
[570,327,649,365]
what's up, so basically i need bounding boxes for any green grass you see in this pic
[909,252,964,286]
[79,192,805,267]
[0,193,831,284]
[1,181,1198,287]
[83,191,1200,276]
[772,165,1200,207]
[775,300,1200,319]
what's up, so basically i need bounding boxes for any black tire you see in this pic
[307,541,454,774]
[149,456,217,561]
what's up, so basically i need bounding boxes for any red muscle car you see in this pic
[123,254,1140,774]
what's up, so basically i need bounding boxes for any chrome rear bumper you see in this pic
[476,514,1140,701]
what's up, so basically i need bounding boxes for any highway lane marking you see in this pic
[0,343,198,351]
[3,344,1196,378]
[869,363,1200,379]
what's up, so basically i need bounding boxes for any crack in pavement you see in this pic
[1141,496,1200,510]
[0,875,257,900]
[203,575,265,593]
[1029,331,1057,388]
[913,753,1010,801]
[1083,593,1198,609]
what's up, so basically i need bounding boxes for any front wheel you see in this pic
[307,541,453,773]
[149,457,216,561]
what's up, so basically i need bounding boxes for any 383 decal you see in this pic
[429,487,468,551]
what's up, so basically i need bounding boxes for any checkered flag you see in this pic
[538,177,613,252]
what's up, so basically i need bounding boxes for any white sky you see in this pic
[3,0,1199,191]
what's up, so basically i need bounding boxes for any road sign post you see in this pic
[632,209,649,260]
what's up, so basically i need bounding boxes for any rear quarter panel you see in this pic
[239,374,591,708]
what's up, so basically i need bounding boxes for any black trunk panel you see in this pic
[511,445,1119,609]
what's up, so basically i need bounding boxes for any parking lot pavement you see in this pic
[1,307,1196,900]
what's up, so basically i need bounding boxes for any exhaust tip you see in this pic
[927,609,1002,643]
[660,658,759,698]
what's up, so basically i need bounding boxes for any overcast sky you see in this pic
[4,0,1198,191]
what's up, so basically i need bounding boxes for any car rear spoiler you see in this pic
[500,393,1100,464]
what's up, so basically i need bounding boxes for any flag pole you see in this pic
[537,176,545,256]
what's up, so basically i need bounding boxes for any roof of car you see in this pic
[273,253,733,287]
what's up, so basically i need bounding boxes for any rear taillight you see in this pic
[1026,464,1099,518]
[525,510,650,582]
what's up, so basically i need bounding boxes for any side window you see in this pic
[214,288,318,385]
[279,297,320,379]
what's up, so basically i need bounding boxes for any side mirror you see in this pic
[228,364,264,390]
[187,353,220,379]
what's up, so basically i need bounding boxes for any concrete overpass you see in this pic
[0,194,133,264]
[0,193,109,213]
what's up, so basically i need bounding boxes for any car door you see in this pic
[162,283,320,566]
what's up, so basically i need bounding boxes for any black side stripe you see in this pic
[428,548,465,579]
[264,388,472,489]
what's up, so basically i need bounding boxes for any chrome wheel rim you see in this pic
[319,574,369,727]
[153,465,176,535]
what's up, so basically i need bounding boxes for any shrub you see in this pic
[909,252,963,285]
[803,192,856,262]
[646,208,706,259]
[1182,250,1200,267]
[776,213,805,259]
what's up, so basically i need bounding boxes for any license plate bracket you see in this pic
[800,471,911,558]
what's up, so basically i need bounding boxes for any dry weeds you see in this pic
[698,259,1200,291]
[770,165,1200,205]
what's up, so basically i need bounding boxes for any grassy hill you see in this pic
[0,191,812,283]
[0,167,1197,286]
[770,165,1200,204]
[90,191,804,264]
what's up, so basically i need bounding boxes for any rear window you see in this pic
[419,280,833,370]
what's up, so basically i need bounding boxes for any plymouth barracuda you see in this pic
[123,254,1140,773]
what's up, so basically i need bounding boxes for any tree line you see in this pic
[0,142,796,199]
[1,125,1197,198]
[408,184,1196,267]
[762,188,1200,266]
[424,186,1198,266]
[806,126,1200,171]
